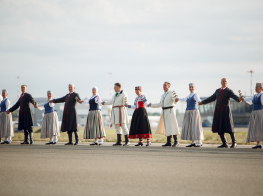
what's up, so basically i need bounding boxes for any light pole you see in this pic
[247,70,254,96]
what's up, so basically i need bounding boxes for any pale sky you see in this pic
[0,0,263,112]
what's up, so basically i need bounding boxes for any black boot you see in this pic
[172,135,180,147]
[74,131,79,145]
[123,135,130,146]
[21,130,29,144]
[162,136,172,147]
[230,133,237,148]
[218,135,228,148]
[65,132,73,145]
[29,132,34,145]
[113,134,122,146]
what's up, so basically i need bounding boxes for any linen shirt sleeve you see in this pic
[244,96,253,105]
[5,99,11,110]
[151,96,162,108]
[194,94,201,102]
[37,102,46,110]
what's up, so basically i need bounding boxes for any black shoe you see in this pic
[1,141,6,144]
[218,143,228,148]
[172,135,179,147]
[52,142,57,145]
[162,143,171,147]
[146,142,151,147]
[45,142,53,145]
[113,134,122,146]
[252,145,262,149]
[65,142,74,145]
[135,142,143,146]
[29,132,34,145]
[123,135,130,146]
[74,131,79,145]
[163,136,172,147]
[230,143,237,148]
[21,141,29,144]
[186,143,196,147]
[90,142,98,146]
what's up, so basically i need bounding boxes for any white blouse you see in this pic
[244,92,263,105]
[37,98,55,110]
[178,92,201,104]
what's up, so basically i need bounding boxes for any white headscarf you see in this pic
[92,86,98,92]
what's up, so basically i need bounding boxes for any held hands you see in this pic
[49,100,53,103]
[101,101,105,105]
[198,102,203,105]
[78,100,84,104]
[148,103,151,107]
[124,103,128,107]
[34,104,38,108]
[175,98,179,102]
[238,97,243,102]
[6,110,10,114]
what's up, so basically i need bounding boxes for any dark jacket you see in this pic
[202,88,240,134]
[9,93,36,130]
[53,92,81,132]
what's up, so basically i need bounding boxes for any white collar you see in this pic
[221,87,227,90]
[69,92,74,94]
[256,92,263,97]
[48,98,53,101]
[90,95,98,99]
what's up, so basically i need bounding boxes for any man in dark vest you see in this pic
[49,84,82,145]
[7,84,37,144]
[198,78,242,148]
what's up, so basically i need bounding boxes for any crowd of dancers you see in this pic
[0,78,262,149]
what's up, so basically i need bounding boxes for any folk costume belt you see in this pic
[162,106,174,110]
[111,105,124,127]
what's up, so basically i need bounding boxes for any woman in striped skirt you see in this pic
[36,91,60,145]
[0,89,14,144]
[82,87,106,145]
[243,83,263,149]
[175,83,204,147]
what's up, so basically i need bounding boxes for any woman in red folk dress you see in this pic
[125,86,152,146]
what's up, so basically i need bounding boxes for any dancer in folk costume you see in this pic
[36,91,60,145]
[199,78,242,148]
[81,87,106,146]
[0,89,14,144]
[242,83,263,149]
[102,83,130,146]
[50,84,82,145]
[175,83,204,147]
[148,82,180,147]
[7,85,37,145]
[125,86,152,146]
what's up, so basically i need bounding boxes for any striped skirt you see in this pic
[246,109,263,142]
[0,112,14,138]
[40,111,60,139]
[83,110,106,139]
[181,109,204,141]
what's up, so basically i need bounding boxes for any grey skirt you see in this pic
[40,111,60,138]
[181,109,204,141]
[246,109,263,142]
[83,110,106,139]
[0,112,14,138]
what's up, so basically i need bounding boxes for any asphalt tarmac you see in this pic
[0,142,262,196]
